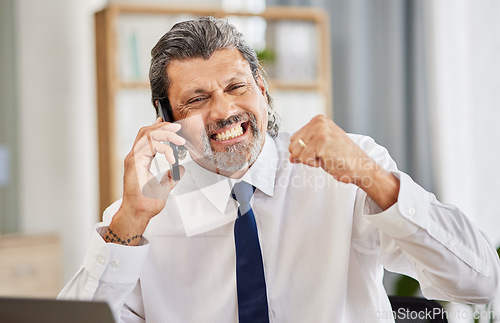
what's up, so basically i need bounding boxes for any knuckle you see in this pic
[123,152,135,168]
[312,114,327,123]
[137,126,149,137]
[164,144,173,155]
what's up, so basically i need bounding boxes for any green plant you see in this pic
[256,48,276,63]
[394,274,420,297]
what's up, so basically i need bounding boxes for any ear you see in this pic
[255,72,268,104]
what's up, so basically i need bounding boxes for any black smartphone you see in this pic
[156,100,180,181]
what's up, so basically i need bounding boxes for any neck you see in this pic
[216,166,250,179]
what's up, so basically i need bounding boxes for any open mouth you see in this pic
[211,122,249,142]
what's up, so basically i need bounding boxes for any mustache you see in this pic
[205,113,250,135]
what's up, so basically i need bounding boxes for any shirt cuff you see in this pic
[82,224,150,284]
[363,172,429,238]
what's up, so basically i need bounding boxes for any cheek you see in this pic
[242,89,268,119]
[179,116,207,141]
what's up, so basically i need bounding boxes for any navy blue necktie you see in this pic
[231,182,269,323]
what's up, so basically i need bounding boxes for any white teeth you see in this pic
[215,125,244,141]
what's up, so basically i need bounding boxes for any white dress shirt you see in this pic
[59,133,500,323]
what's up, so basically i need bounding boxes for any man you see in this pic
[60,17,500,322]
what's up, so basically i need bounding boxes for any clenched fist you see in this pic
[289,115,400,210]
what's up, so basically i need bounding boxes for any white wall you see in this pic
[15,0,105,283]
[429,0,500,248]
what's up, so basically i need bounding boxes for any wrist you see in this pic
[105,205,150,246]
[105,226,142,246]
[359,168,400,210]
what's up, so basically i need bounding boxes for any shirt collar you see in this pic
[190,133,277,209]
[188,159,234,213]
[239,133,277,198]
[172,133,278,236]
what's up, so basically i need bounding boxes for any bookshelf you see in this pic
[94,4,332,214]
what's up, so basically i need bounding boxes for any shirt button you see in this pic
[408,207,416,216]
[449,240,456,247]
[397,221,404,228]
[96,255,106,265]
[111,260,119,268]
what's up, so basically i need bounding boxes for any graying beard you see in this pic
[201,114,263,173]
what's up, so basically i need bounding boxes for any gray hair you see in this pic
[149,16,279,137]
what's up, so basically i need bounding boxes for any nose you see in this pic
[208,91,237,121]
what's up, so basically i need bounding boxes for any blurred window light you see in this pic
[222,0,266,14]
[227,16,267,52]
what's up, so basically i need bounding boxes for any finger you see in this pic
[156,142,175,164]
[308,158,322,168]
[289,154,300,164]
[288,137,308,160]
[149,128,186,146]
[135,140,175,164]
[293,141,312,164]
[290,131,305,146]
[288,137,323,168]
[149,120,182,132]
[298,145,321,168]
[133,144,168,175]
[134,122,182,145]
[134,130,183,157]
[159,121,182,131]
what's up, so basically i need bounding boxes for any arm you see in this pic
[59,118,186,320]
[288,115,399,210]
[289,115,500,303]
[108,117,185,246]
[356,170,500,304]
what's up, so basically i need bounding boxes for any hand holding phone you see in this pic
[108,105,185,246]
[156,100,181,182]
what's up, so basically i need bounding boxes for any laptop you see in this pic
[0,297,115,323]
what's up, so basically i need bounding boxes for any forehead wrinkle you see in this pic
[180,70,250,97]
[223,71,250,85]
[167,49,253,99]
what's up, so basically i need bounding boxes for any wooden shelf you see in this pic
[105,3,328,22]
[120,79,321,91]
[0,234,61,298]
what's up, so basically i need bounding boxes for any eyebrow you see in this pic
[182,72,249,96]
[223,72,248,85]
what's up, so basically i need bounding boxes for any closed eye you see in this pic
[227,82,248,94]
[186,96,208,105]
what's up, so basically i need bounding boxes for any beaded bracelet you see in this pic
[105,227,142,245]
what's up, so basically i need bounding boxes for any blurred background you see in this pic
[1,0,499,317]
